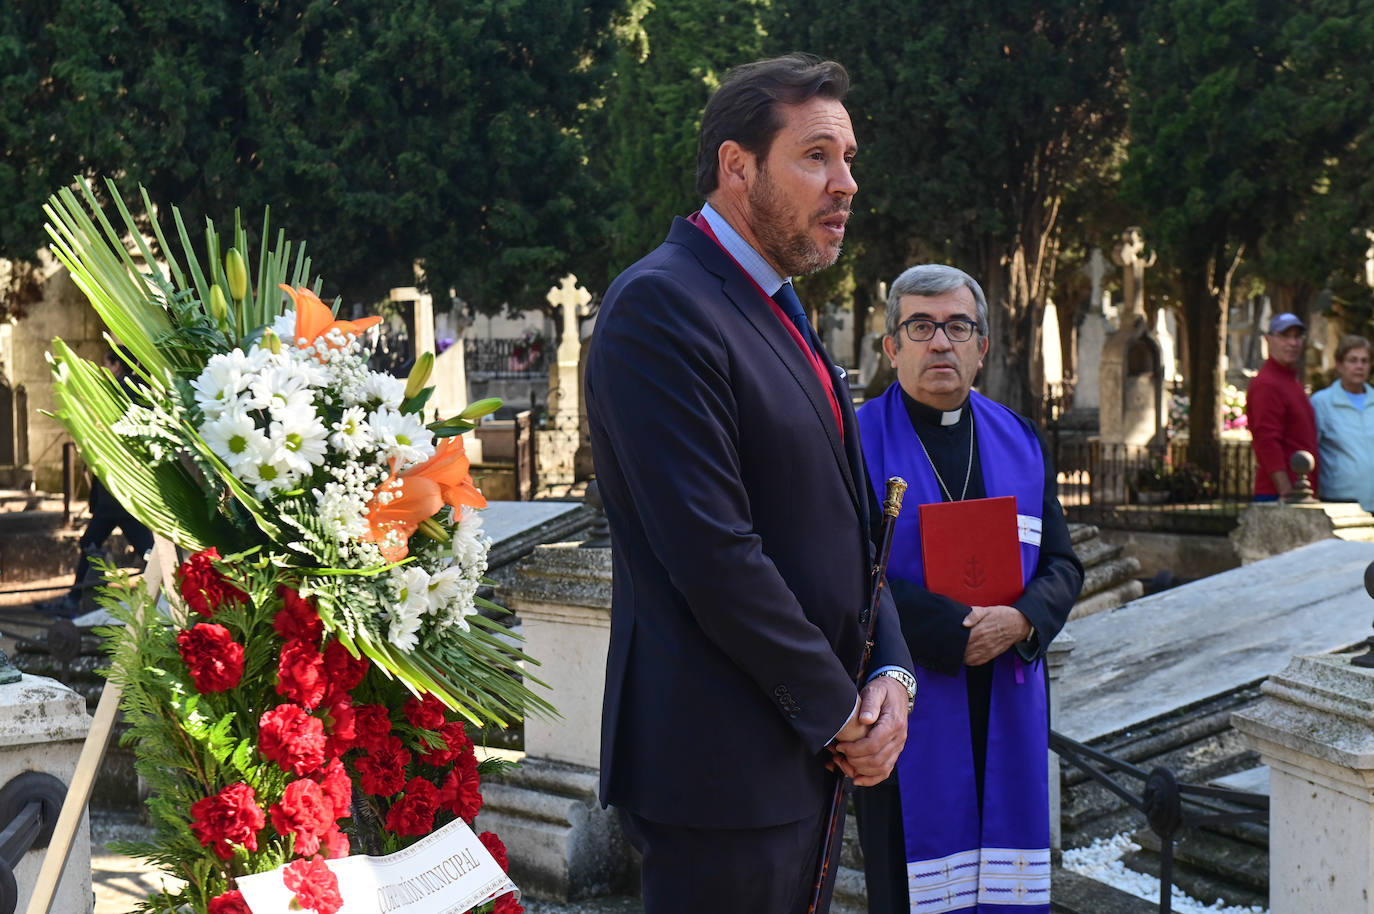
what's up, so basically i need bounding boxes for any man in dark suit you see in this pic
[585,55,917,914]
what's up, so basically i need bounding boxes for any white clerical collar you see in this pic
[940,407,963,426]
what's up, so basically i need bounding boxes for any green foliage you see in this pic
[584,0,766,286]
[768,0,1133,410]
[3,0,626,314]
[1121,0,1374,461]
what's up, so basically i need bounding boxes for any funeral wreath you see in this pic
[44,179,550,914]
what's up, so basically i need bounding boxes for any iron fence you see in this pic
[464,338,551,378]
[1050,437,1256,534]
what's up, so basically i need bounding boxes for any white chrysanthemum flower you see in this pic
[248,362,316,416]
[239,439,300,500]
[363,371,407,408]
[387,600,424,651]
[369,407,434,468]
[387,566,431,650]
[268,410,330,474]
[201,409,270,472]
[436,576,481,632]
[270,311,299,347]
[451,506,490,567]
[425,564,467,612]
[191,350,255,418]
[329,405,372,456]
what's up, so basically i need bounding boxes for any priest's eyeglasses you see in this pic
[897,317,979,343]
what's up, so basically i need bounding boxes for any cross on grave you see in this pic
[1081,247,1108,315]
[1112,227,1157,323]
[547,274,592,366]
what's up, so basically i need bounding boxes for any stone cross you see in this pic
[1112,228,1156,323]
[1082,248,1108,316]
[540,274,594,487]
[547,274,592,366]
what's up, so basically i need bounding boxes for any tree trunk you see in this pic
[1182,248,1239,474]
[976,240,1045,421]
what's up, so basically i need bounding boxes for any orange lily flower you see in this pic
[363,467,443,563]
[279,284,382,350]
[403,437,488,511]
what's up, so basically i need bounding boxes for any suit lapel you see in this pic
[668,219,861,514]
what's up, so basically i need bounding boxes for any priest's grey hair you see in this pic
[885,264,989,340]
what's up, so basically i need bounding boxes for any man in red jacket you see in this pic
[1246,312,1319,499]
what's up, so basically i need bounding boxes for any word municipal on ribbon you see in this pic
[236,818,519,914]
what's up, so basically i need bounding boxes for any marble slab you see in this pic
[1056,538,1374,742]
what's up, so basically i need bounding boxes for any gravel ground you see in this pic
[1063,833,1267,914]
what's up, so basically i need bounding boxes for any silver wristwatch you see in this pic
[875,668,917,712]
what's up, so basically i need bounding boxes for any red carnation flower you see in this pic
[207,890,251,914]
[270,778,333,858]
[314,758,353,819]
[355,735,411,797]
[283,856,342,914]
[320,824,350,859]
[384,776,440,836]
[273,585,323,644]
[189,783,265,861]
[176,623,244,693]
[493,893,524,914]
[277,639,327,709]
[176,548,247,618]
[437,753,483,821]
[259,705,328,776]
[321,639,368,699]
[350,704,393,754]
[418,720,472,767]
[479,831,509,872]
[403,693,448,731]
[321,697,356,758]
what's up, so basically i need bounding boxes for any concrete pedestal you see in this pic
[1230,500,1374,565]
[480,543,630,901]
[1232,653,1374,914]
[0,675,93,914]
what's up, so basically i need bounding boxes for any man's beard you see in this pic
[747,165,847,277]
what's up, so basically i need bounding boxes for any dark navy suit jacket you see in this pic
[586,217,914,829]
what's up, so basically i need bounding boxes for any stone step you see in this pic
[1069,578,1144,620]
[1068,523,1099,545]
[1072,535,1125,570]
[1058,683,1264,846]
[1128,824,1268,909]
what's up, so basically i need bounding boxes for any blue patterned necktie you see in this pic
[773,281,821,358]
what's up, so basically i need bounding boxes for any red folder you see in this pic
[919,495,1024,606]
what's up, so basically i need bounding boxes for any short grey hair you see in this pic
[884,264,989,341]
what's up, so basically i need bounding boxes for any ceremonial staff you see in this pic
[808,475,909,913]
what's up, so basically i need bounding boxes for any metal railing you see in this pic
[1050,730,1268,914]
[1050,439,1255,534]
[464,338,550,378]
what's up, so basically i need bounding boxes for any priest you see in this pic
[854,264,1084,913]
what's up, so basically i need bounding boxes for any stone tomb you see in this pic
[1057,538,1374,745]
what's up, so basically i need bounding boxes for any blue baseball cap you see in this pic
[1268,313,1305,334]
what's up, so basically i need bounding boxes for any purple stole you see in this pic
[857,385,1050,914]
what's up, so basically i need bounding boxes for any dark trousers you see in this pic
[618,805,837,914]
[853,775,907,914]
[70,481,154,598]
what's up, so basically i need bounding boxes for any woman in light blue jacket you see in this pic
[1312,334,1374,510]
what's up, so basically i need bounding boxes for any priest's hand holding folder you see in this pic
[920,494,1034,668]
[962,604,1034,666]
